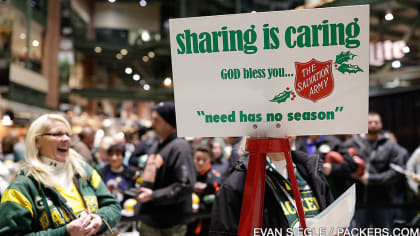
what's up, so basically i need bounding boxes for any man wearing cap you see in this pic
[137,101,196,236]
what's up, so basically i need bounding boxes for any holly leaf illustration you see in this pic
[335,51,357,64]
[269,90,292,103]
[337,63,364,74]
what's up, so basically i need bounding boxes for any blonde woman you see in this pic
[0,114,121,235]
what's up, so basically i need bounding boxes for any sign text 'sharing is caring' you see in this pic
[169,5,369,137]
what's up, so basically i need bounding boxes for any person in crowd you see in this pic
[209,136,334,234]
[190,137,205,150]
[72,126,96,167]
[344,111,406,229]
[0,114,121,235]
[13,132,26,162]
[406,146,420,226]
[188,144,222,236]
[384,130,410,223]
[295,135,358,197]
[407,146,420,194]
[128,128,158,168]
[123,131,139,161]
[1,135,18,162]
[0,135,21,194]
[80,127,95,151]
[99,143,137,206]
[227,137,243,172]
[137,101,196,236]
[96,136,114,170]
[0,159,17,194]
[210,138,229,177]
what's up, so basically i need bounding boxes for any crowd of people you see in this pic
[0,103,419,235]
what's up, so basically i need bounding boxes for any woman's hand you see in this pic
[67,213,102,235]
[83,213,103,235]
[66,214,92,235]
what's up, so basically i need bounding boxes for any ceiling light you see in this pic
[402,46,410,53]
[385,12,394,21]
[125,67,133,74]
[141,31,151,42]
[116,53,123,60]
[133,74,140,81]
[143,84,150,91]
[139,0,147,7]
[163,77,172,87]
[19,33,26,39]
[120,49,128,55]
[391,60,401,69]
[148,51,155,58]
[139,80,146,86]
[108,0,116,3]
[94,46,102,53]
[1,115,13,126]
[32,40,39,47]
[142,56,149,62]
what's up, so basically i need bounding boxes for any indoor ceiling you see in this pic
[70,0,420,100]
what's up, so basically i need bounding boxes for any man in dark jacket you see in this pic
[295,135,358,197]
[137,101,196,236]
[209,141,334,235]
[344,112,406,229]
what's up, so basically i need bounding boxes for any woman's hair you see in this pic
[21,114,88,187]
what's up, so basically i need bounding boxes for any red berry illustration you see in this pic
[286,87,290,90]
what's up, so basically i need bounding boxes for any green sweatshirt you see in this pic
[0,164,121,235]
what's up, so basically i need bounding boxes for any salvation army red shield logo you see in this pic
[294,59,334,103]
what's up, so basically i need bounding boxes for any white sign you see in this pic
[169,5,369,137]
[308,184,356,235]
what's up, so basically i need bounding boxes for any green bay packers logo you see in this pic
[35,196,53,210]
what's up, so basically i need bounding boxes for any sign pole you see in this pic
[284,150,307,230]
[238,138,307,236]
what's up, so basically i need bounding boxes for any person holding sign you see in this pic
[209,136,333,235]
[136,101,196,236]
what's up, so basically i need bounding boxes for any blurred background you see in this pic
[0,0,418,152]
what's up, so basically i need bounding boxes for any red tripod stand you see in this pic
[238,138,307,236]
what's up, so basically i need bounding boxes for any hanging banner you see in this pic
[169,5,369,137]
